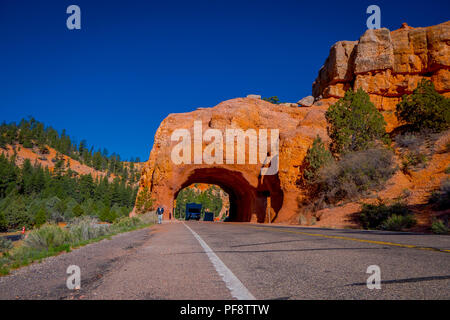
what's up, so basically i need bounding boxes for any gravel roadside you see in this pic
[0,227,153,300]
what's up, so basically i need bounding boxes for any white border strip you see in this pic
[183,222,256,300]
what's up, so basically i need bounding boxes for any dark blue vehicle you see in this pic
[203,211,214,222]
[185,203,202,221]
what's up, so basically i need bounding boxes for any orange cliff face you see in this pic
[136,21,449,226]
[312,21,450,132]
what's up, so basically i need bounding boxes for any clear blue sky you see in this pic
[1,0,448,161]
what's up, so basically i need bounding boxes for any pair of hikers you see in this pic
[156,206,164,224]
[156,206,173,224]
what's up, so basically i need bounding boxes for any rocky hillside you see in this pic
[0,118,144,185]
[0,143,144,184]
[310,21,449,131]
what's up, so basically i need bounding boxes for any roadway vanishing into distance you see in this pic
[0,221,449,300]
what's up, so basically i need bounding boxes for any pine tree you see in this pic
[79,174,95,202]
[99,206,111,222]
[326,89,387,154]
[0,154,17,198]
[53,153,66,178]
[4,197,32,230]
[396,79,450,132]
[34,207,47,227]
[0,210,7,231]
[0,134,7,149]
[72,204,84,217]
[21,159,34,195]
[304,136,333,183]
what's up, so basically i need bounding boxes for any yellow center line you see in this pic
[245,225,450,254]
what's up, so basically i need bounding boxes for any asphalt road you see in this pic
[0,221,449,300]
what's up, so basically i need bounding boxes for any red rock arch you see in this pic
[135,97,329,223]
[173,168,283,222]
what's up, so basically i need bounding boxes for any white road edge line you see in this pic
[183,222,256,300]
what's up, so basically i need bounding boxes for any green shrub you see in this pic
[135,187,155,214]
[325,89,387,154]
[262,96,280,104]
[6,243,70,272]
[445,166,450,174]
[34,207,47,227]
[359,201,410,230]
[72,204,84,217]
[111,216,142,232]
[3,197,33,231]
[317,148,396,204]
[304,136,333,183]
[431,220,449,234]
[23,224,70,251]
[63,198,78,220]
[429,178,450,210]
[22,138,33,149]
[401,151,427,172]
[0,135,7,150]
[381,214,416,231]
[0,211,7,232]
[98,206,117,223]
[137,212,157,225]
[396,79,450,132]
[67,217,110,243]
[45,197,65,223]
[395,133,420,149]
[0,237,13,253]
[0,211,152,275]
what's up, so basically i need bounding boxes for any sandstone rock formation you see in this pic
[136,21,449,224]
[313,21,450,131]
[297,96,315,107]
[137,98,329,222]
[279,102,299,107]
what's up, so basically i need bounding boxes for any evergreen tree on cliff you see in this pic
[325,89,387,155]
[396,79,450,132]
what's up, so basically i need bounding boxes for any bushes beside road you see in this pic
[0,213,155,275]
[359,201,416,231]
[300,89,397,219]
[299,81,450,231]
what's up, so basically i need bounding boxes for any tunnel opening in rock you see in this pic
[173,168,284,222]
[174,183,230,220]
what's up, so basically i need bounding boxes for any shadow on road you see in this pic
[346,275,450,286]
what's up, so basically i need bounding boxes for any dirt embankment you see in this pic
[309,131,450,231]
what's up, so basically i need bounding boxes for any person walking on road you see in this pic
[156,206,164,224]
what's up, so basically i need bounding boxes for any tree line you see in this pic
[0,117,141,185]
[0,153,139,231]
[0,115,146,231]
